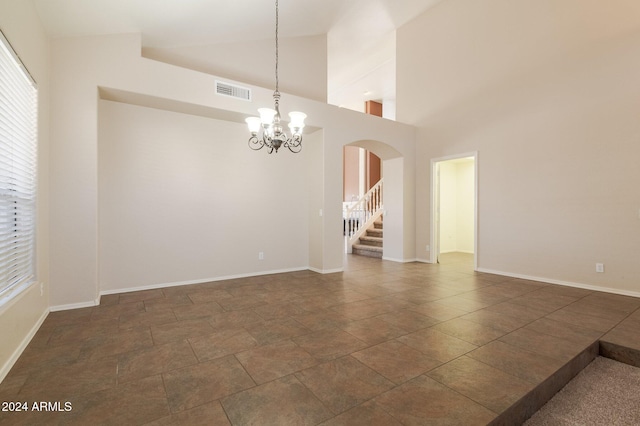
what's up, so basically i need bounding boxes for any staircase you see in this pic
[344,178,384,258]
[352,218,383,258]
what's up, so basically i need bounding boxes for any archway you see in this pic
[342,140,405,262]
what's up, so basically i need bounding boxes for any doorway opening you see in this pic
[343,145,383,255]
[341,140,403,266]
[431,153,478,270]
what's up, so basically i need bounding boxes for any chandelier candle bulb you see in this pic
[258,108,277,125]
[288,111,306,127]
[288,111,307,134]
[246,117,261,134]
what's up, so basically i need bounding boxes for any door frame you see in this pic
[430,152,478,269]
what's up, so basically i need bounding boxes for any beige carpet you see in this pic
[525,357,640,425]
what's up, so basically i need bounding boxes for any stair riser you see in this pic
[360,243,382,248]
[353,247,383,258]
[359,239,383,247]
[352,219,383,258]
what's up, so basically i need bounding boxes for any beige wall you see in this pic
[0,0,50,381]
[439,162,458,253]
[439,160,474,254]
[144,35,327,102]
[343,146,360,201]
[400,0,640,295]
[456,161,474,254]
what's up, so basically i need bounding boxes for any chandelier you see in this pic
[245,0,306,153]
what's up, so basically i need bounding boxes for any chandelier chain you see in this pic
[245,0,306,153]
[275,0,279,95]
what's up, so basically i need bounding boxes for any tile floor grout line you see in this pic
[4,253,639,425]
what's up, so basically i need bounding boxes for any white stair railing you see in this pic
[344,179,384,252]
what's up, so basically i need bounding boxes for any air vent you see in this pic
[215,80,251,101]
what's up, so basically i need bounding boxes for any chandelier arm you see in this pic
[248,135,265,151]
[285,139,302,153]
[289,134,302,147]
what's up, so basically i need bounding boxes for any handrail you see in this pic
[344,179,383,251]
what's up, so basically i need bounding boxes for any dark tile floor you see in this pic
[1,253,639,425]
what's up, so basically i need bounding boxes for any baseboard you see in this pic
[51,266,330,311]
[49,300,99,312]
[98,267,311,299]
[476,267,640,299]
[0,307,49,383]
[308,267,344,274]
[382,257,418,263]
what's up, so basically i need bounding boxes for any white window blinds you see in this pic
[0,30,37,305]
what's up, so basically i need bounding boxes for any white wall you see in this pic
[48,33,416,308]
[306,129,325,273]
[0,0,50,381]
[326,0,401,115]
[98,101,311,292]
[144,34,327,102]
[382,157,404,261]
[401,0,640,295]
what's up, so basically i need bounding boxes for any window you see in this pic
[0,30,37,306]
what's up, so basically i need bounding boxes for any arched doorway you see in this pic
[342,140,405,262]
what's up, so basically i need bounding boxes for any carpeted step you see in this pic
[367,228,383,238]
[352,244,382,258]
[359,235,383,247]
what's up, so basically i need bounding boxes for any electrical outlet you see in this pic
[425,245,430,251]
[596,263,604,273]
[40,282,44,296]
[259,252,264,260]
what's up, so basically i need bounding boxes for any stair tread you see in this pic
[352,245,383,258]
[352,244,383,252]
[358,235,383,247]
[360,236,382,242]
[351,215,383,258]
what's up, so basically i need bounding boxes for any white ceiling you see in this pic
[32,0,443,113]
[33,0,348,47]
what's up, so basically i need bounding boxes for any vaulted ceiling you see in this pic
[32,0,444,114]
[32,0,437,47]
